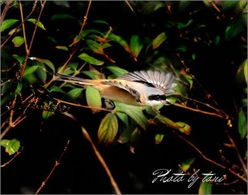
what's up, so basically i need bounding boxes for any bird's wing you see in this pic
[119,70,176,93]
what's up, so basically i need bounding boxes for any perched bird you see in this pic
[55,70,177,106]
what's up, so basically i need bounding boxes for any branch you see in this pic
[1,147,23,168]
[35,139,71,194]
[63,112,121,195]
[175,132,247,183]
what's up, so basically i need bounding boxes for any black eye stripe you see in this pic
[148,95,166,100]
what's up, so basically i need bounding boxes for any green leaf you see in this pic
[177,19,193,29]
[116,112,129,126]
[42,110,54,120]
[225,19,244,40]
[86,86,102,112]
[36,65,47,82]
[176,45,187,53]
[56,45,69,51]
[31,58,55,72]
[27,18,46,30]
[236,59,248,83]
[82,71,100,79]
[152,32,167,49]
[86,39,104,54]
[51,14,75,20]
[98,113,118,144]
[23,65,39,77]
[198,182,212,195]
[49,86,65,93]
[93,20,109,26]
[1,139,20,155]
[105,66,128,77]
[108,33,131,53]
[130,35,143,57]
[238,109,247,139]
[244,59,248,82]
[12,36,24,47]
[155,134,165,144]
[1,19,19,32]
[14,82,23,96]
[78,53,104,65]
[67,88,83,99]
[12,54,25,64]
[179,158,195,172]
[115,102,148,129]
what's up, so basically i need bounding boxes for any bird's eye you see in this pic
[148,95,166,100]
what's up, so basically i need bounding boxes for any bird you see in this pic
[55,70,177,107]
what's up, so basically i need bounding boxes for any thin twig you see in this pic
[1,147,23,168]
[175,133,247,183]
[63,112,121,195]
[19,1,29,54]
[0,0,13,24]
[173,103,224,119]
[225,130,248,176]
[19,0,46,79]
[124,0,136,14]
[54,98,114,113]
[35,139,71,194]
[1,0,38,48]
[79,0,92,35]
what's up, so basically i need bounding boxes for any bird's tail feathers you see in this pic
[55,73,96,86]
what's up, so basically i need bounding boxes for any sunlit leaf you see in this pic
[67,88,83,99]
[155,114,191,135]
[0,139,20,155]
[238,109,247,139]
[236,59,248,83]
[105,66,128,77]
[155,134,165,144]
[116,112,129,126]
[78,53,104,65]
[49,86,64,93]
[82,71,100,79]
[152,32,167,49]
[179,158,195,172]
[27,18,46,30]
[198,182,212,195]
[115,102,148,129]
[42,111,54,120]
[32,58,55,72]
[56,45,69,51]
[12,36,24,47]
[12,54,25,64]
[130,35,143,57]
[98,113,118,144]
[1,19,19,32]
[86,86,102,112]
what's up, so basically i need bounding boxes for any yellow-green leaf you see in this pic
[86,86,102,112]
[27,18,46,30]
[155,134,165,144]
[155,114,191,135]
[238,109,247,139]
[152,32,167,49]
[98,113,118,144]
[179,158,195,172]
[12,36,24,47]
[1,139,20,155]
[198,182,212,195]
[42,111,54,120]
[56,45,69,51]
[1,19,19,32]
[78,53,104,65]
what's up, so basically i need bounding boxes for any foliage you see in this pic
[1,1,247,194]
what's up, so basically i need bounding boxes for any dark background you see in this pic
[1,1,247,194]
